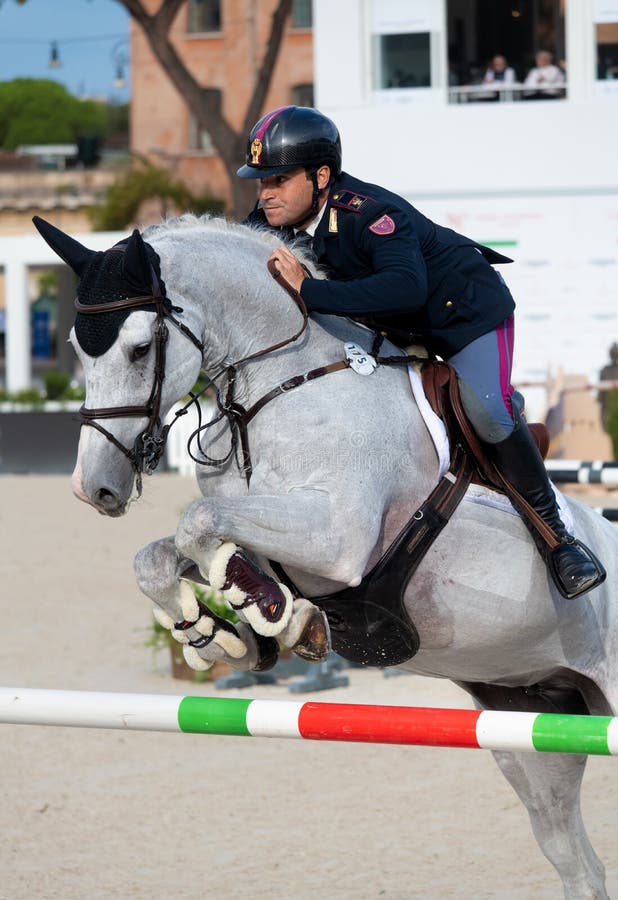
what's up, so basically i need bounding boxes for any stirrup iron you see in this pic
[547,538,606,600]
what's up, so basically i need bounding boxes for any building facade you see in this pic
[130,0,314,205]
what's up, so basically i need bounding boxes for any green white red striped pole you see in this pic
[1,688,617,756]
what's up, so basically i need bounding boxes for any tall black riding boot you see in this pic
[488,423,606,599]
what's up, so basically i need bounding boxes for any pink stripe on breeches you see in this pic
[447,316,516,443]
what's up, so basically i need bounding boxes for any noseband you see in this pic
[76,256,204,491]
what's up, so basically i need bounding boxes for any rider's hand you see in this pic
[268,246,306,294]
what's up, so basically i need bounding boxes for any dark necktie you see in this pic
[294,229,316,261]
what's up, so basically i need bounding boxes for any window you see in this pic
[292,0,312,29]
[291,83,314,106]
[372,33,431,89]
[189,116,214,154]
[595,22,618,79]
[446,0,566,103]
[371,0,433,90]
[188,0,221,34]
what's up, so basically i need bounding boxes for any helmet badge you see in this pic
[250,138,263,165]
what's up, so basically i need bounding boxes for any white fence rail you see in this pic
[545,460,618,485]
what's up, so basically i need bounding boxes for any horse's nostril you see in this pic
[95,487,119,507]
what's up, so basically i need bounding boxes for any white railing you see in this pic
[448,83,566,103]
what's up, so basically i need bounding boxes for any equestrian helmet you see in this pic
[237,106,342,178]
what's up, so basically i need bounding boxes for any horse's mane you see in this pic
[141,214,383,347]
[142,213,323,276]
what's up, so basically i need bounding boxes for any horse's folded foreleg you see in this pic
[209,541,294,635]
[174,491,374,659]
[176,492,374,587]
[153,600,279,673]
[134,536,278,672]
[208,542,330,661]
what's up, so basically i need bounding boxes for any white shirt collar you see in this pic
[295,200,327,237]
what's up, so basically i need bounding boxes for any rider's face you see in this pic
[258,166,330,228]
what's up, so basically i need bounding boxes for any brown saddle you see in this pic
[420,359,558,550]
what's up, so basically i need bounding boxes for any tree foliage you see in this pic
[0,79,107,149]
[89,159,224,230]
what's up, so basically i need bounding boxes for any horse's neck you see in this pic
[157,230,339,401]
[155,227,440,499]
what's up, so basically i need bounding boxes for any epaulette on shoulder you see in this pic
[330,190,374,213]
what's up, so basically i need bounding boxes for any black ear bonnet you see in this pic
[75,242,168,357]
[31,216,169,358]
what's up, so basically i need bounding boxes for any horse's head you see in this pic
[33,217,204,516]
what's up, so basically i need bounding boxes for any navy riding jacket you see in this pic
[245,171,516,358]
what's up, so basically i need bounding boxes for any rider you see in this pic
[237,105,606,600]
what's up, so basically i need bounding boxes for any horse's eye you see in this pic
[131,342,151,361]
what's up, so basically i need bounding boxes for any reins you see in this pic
[191,262,422,485]
[192,260,350,482]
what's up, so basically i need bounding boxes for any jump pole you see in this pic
[1,688,618,756]
[545,460,618,486]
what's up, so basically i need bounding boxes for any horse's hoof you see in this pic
[291,608,331,662]
[252,634,280,672]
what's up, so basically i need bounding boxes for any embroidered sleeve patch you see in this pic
[369,214,396,235]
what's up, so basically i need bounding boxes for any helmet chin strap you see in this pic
[309,169,322,217]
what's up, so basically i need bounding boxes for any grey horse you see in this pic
[34,213,617,899]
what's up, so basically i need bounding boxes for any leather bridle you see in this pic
[75,255,204,491]
[74,251,317,493]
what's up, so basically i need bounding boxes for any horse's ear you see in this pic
[122,228,152,287]
[32,216,96,277]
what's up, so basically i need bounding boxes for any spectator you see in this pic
[483,54,516,85]
[523,50,565,99]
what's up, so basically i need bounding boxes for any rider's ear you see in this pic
[32,216,96,277]
[316,165,331,190]
[122,228,152,287]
